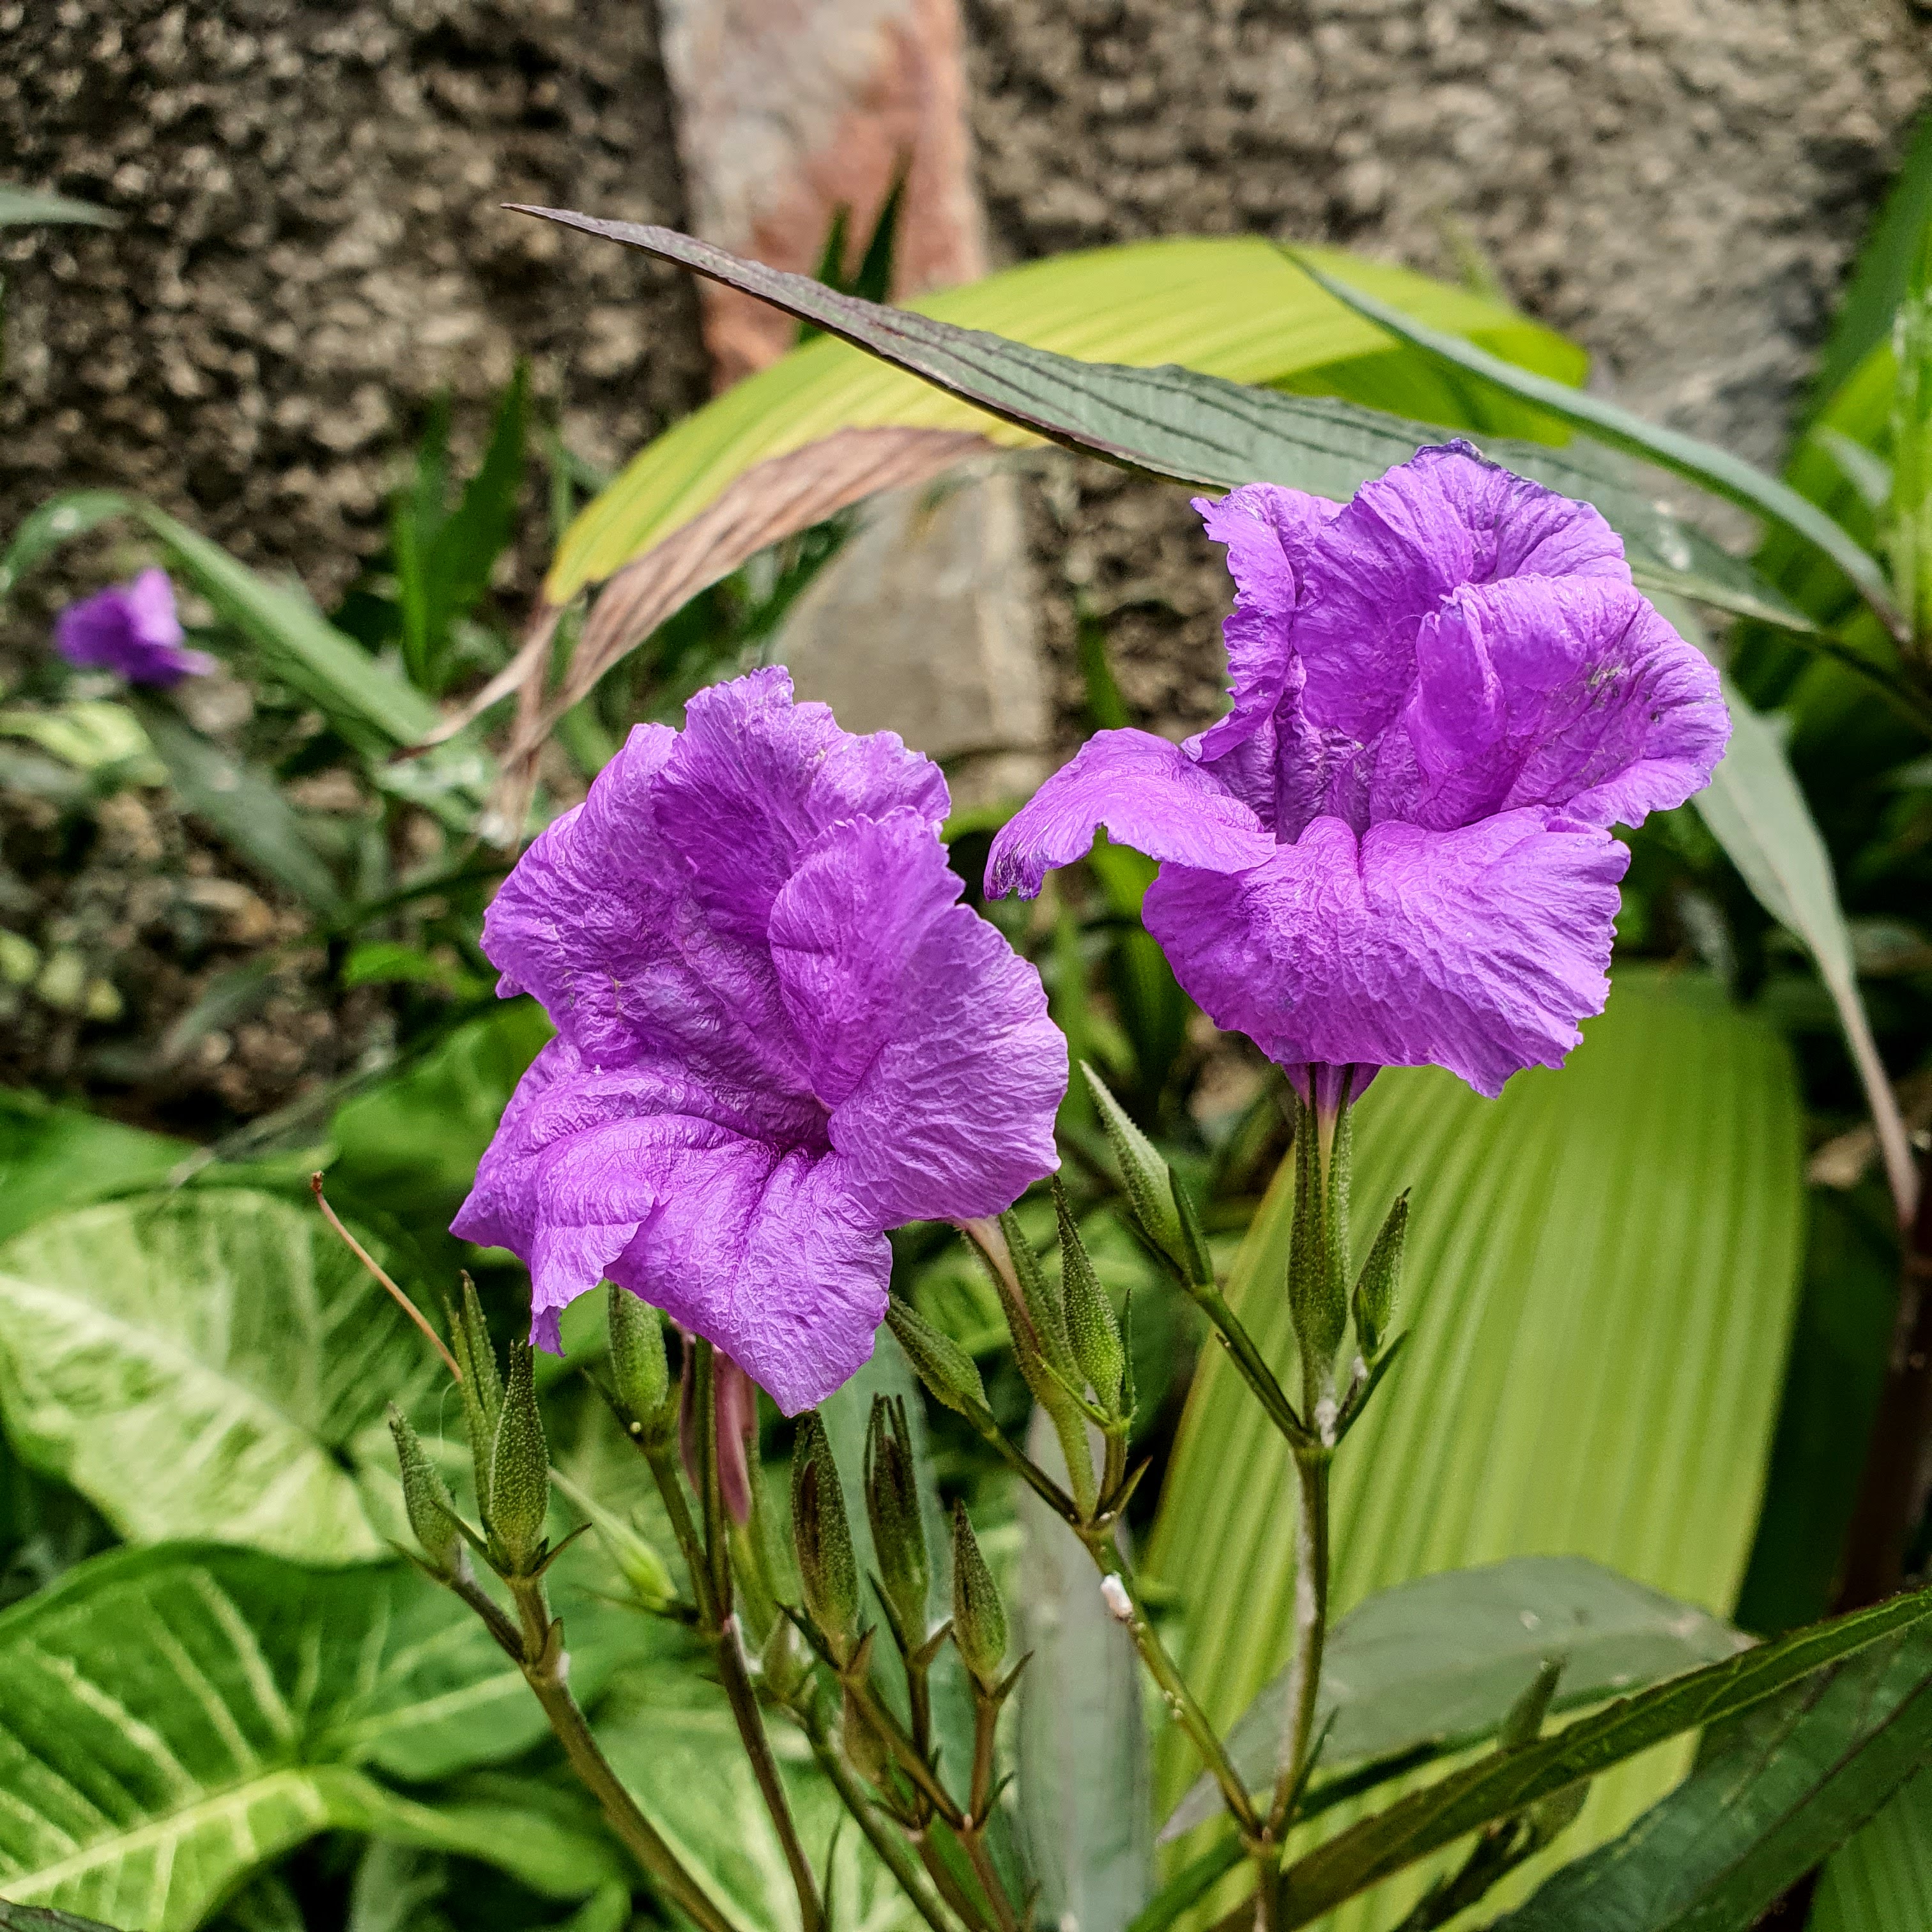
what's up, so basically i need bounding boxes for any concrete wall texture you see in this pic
[3,0,1929,735]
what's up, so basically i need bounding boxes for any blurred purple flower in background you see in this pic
[988,443,1730,1098]
[54,568,215,686]
[455,668,1066,1413]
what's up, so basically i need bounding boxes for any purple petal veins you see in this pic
[986,442,1730,1098]
[53,569,216,687]
[455,667,1065,1412]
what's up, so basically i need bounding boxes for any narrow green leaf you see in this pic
[132,699,344,914]
[1018,1407,1153,1930]
[429,362,530,628]
[1489,1621,1932,1930]
[1162,1556,1747,1842]
[528,214,1797,640]
[0,187,119,227]
[0,1190,443,1560]
[1291,252,1903,634]
[1149,974,1804,1924]
[1275,1588,1932,1928]
[1689,659,1917,1223]
[535,224,1585,599]
[0,1545,562,1930]
[0,491,135,601]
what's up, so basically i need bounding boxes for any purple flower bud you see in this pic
[53,569,215,687]
[988,443,1731,1099]
[454,669,1067,1414]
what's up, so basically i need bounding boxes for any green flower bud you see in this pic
[1351,1192,1409,1360]
[486,1341,550,1575]
[1055,1179,1124,1416]
[760,1612,811,1703]
[996,1208,1076,1381]
[1084,1062,1202,1280]
[597,1510,676,1613]
[885,1298,989,1418]
[864,1395,930,1648]
[606,1284,673,1440]
[446,1274,504,1521]
[1288,1098,1348,1389]
[388,1405,463,1576]
[790,1411,858,1662]
[949,1501,1006,1692]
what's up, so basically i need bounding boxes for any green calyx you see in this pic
[1055,1177,1126,1420]
[1351,1191,1409,1361]
[486,1340,551,1575]
[885,1297,990,1418]
[1288,1087,1355,1400]
[1084,1061,1209,1282]
[949,1500,1008,1692]
[864,1395,930,1650]
[387,1405,463,1577]
[446,1274,505,1522]
[606,1283,675,1441]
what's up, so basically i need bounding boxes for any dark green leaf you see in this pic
[1162,1556,1746,1841]
[1811,107,1932,412]
[1811,1770,1932,1932]
[1273,1588,1932,1929]
[430,364,530,625]
[132,699,344,914]
[1487,1620,1932,1930]
[516,211,1774,624]
[1289,252,1902,634]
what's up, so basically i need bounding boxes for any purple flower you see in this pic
[987,444,1729,1100]
[453,668,1066,1414]
[54,569,215,686]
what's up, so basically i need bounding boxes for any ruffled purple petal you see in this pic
[1190,484,1340,762]
[650,666,949,945]
[771,812,1066,1225]
[985,729,1274,899]
[54,569,214,686]
[1144,809,1629,1098]
[1292,441,1632,749]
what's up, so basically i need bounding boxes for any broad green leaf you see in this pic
[534,222,1583,600]
[132,699,344,914]
[1812,1768,1932,1932]
[527,216,1790,642]
[1273,1588,1932,1928]
[1690,663,1917,1223]
[0,1090,187,1248]
[0,1544,560,1931]
[0,1189,443,1561]
[0,188,119,227]
[1147,973,1804,1929]
[0,491,440,753]
[1162,1556,1745,1841]
[1489,1621,1932,1930]
[1018,1408,1153,1929]
[1292,254,1901,632]
[0,1906,128,1932]
[596,1655,921,1932]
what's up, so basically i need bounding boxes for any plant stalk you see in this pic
[498,1573,737,1932]
[1269,1448,1333,1834]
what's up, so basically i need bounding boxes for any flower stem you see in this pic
[490,1572,736,1932]
[800,1690,961,1932]
[1268,1448,1332,1834]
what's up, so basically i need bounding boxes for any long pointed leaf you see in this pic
[521,213,1801,647]
[527,219,1585,601]
[1291,252,1903,635]
[1486,1621,1932,1931]
[1273,1588,1932,1929]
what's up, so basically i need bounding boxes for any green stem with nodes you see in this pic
[799,1690,960,1932]
[1269,1449,1333,1835]
[481,1570,737,1932]
[640,1342,825,1932]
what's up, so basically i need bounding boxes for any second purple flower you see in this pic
[455,668,1067,1414]
[987,443,1731,1098]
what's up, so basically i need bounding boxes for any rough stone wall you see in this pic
[0,0,708,620]
[964,0,1932,744]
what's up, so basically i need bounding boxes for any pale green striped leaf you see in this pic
[0,1190,443,1562]
[0,1545,563,1931]
[1146,972,1804,1929]
[1811,1769,1932,1932]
